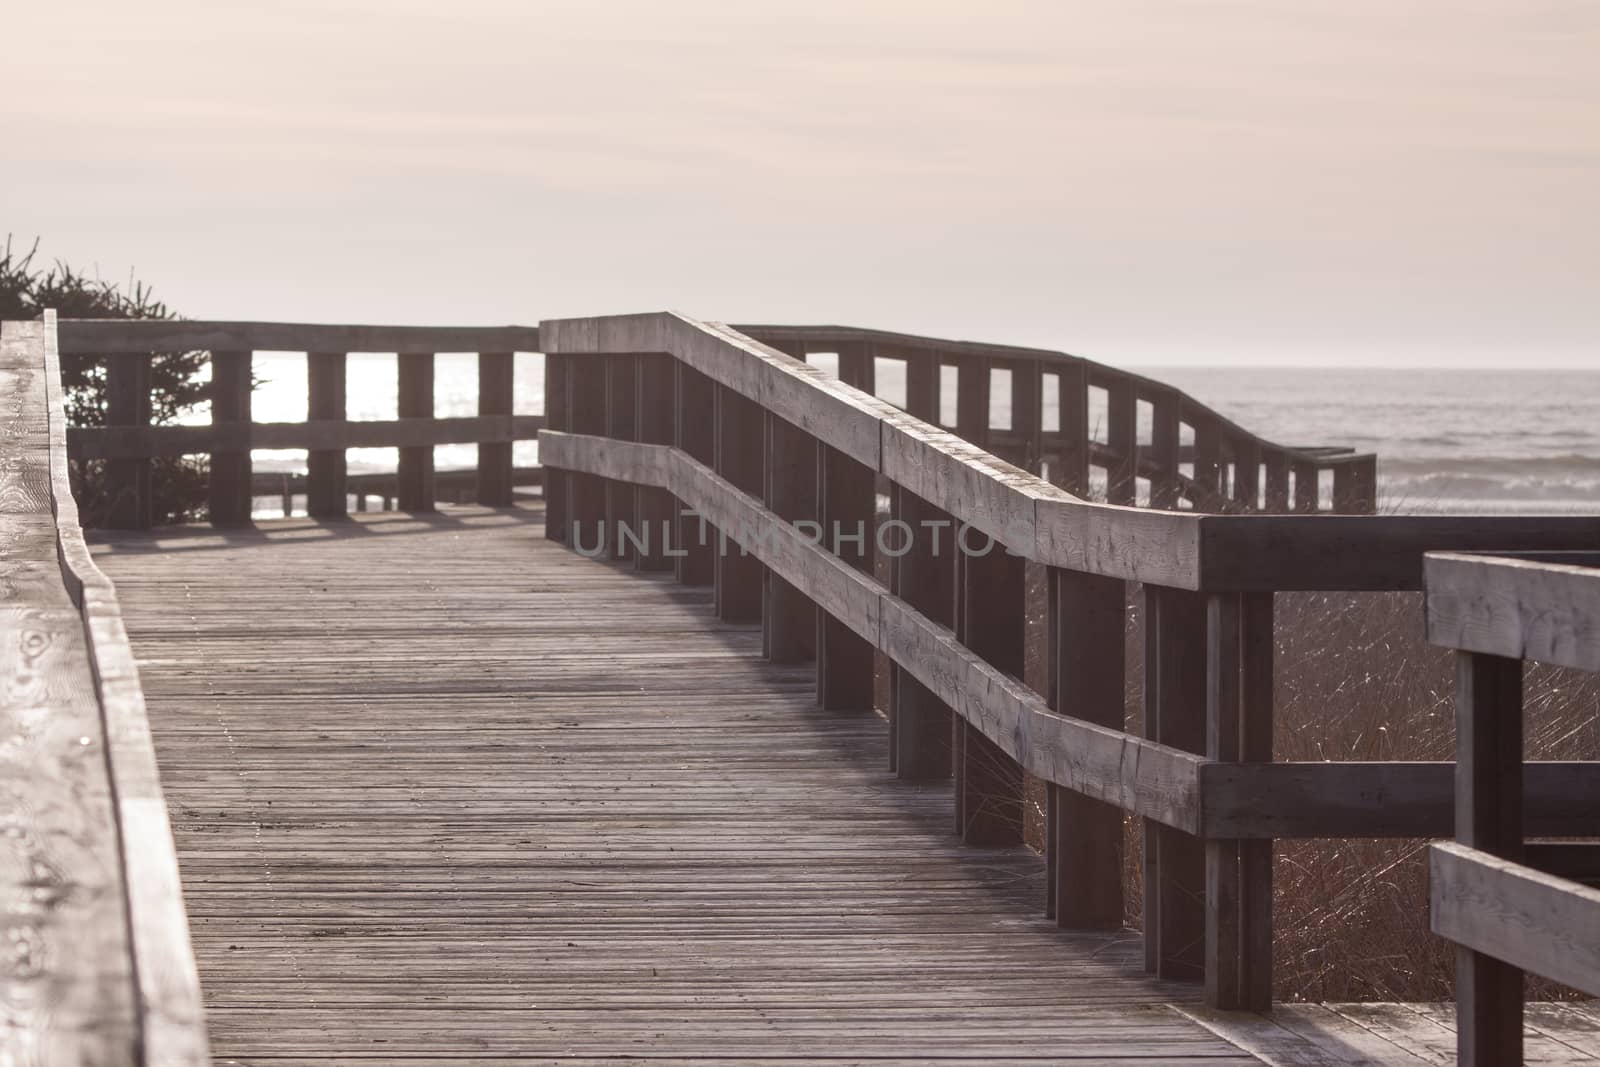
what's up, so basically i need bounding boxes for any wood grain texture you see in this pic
[57,319,541,355]
[3,315,210,1065]
[95,503,1265,1066]
[1431,843,1600,998]
[1426,550,1600,670]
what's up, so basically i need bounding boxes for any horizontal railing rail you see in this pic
[1424,550,1600,1066]
[56,319,545,526]
[2,312,210,1064]
[535,310,1600,1013]
[735,322,1377,514]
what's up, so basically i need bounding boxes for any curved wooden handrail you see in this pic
[736,321,1377,512]
[536,310,1600,1014]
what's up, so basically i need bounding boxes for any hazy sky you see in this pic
[6,0,1597,365]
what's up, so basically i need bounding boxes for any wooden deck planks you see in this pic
[91,506,1600,1065]
[93,505,1257,1065]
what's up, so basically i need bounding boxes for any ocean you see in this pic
[246,354,1600,516]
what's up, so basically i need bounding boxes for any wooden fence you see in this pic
[56,316,1371,529]
[1,312,209,1065]
[537,311,1600,1011]
[56,319,546,526]
[1425,550,1600,1065]
[735,323,1378,514]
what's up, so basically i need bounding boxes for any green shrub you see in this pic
[1,236,209,524]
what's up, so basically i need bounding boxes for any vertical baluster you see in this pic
[817,443,876,710]
[1205,592,1275,1009]
[477,351,515,506]
[905,353,938,424]
[1454,652,1525,1066]
[1013,360,1043,472]
[890,485,955,778]
[397,351,435,512]
[1263,451,1290,513]
[1332,456,1377,515]
[955,357,991,452]
[1291,459,1319,513]
[1231,438,1261,511]
[1106,377,1137,505]
[1192,417,1221,507]
[1149,392,1180,509]
[954,533,1026,845]
[209,349,252,526]
[566,355,607,552]
[1046,567,1125,927]
[713,384,764,621]
[634,354,676,571]
[307,352,348,518]
[105,354,152,529]
[544,352,571,541]
[1142,585,1207,980]
[836,341,874,395]
[605,355,640,562]
[674,362,716,586]
[1058,361,1089,495]
[764,413,818,662]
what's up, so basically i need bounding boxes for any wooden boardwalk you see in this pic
[94,505,1243,1066]
[92,505,1600,1066]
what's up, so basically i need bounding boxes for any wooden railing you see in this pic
[57,315,1372,530]
[1424,550,1600,1065]
[536,311,1600,1012]
[1,312,209,1065]
[735,323,1377,513]
[57,319,545,526]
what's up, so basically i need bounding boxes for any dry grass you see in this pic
[1017,579,1600,1002]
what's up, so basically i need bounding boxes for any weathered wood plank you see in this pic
[11,313,211,1064]
[96,499,1267,1065]
[1432,843,1600,998]
[69,413,546,459]
[58,318,541,355]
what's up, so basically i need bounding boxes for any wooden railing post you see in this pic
[836,341,874,396]
[544,352,570,541]
[1192,419,1221,506]
[1292,459,1319,513]
[634,354,676,571]
[954,534,1026,845]
[397,351,435,512]
[1205,592,1274,1010]
[104,354,152,529]
[889,486,955,779]
[566,355,607,552]
[477,351,515,506]
[1142,584,1207,981]
[712,384,764,621]
[763,413,818,662]
[955,357,991,452]
[1263,451,1290,512]
[1149,392,1180,509]
[1057,362,1088,495]
[1013,360,1042,472]
[1231,439,1260,511]
[605,355,640,563]
[1046,567,1125,927]
[817,443,875,710]
[1455,651,1525,1066]
[674,362,715,586]
[306,352,347,518]
[1333,455,1378,515]
[905,353,938,424]
[209,350,252,526]
[1106,377,1137,505]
